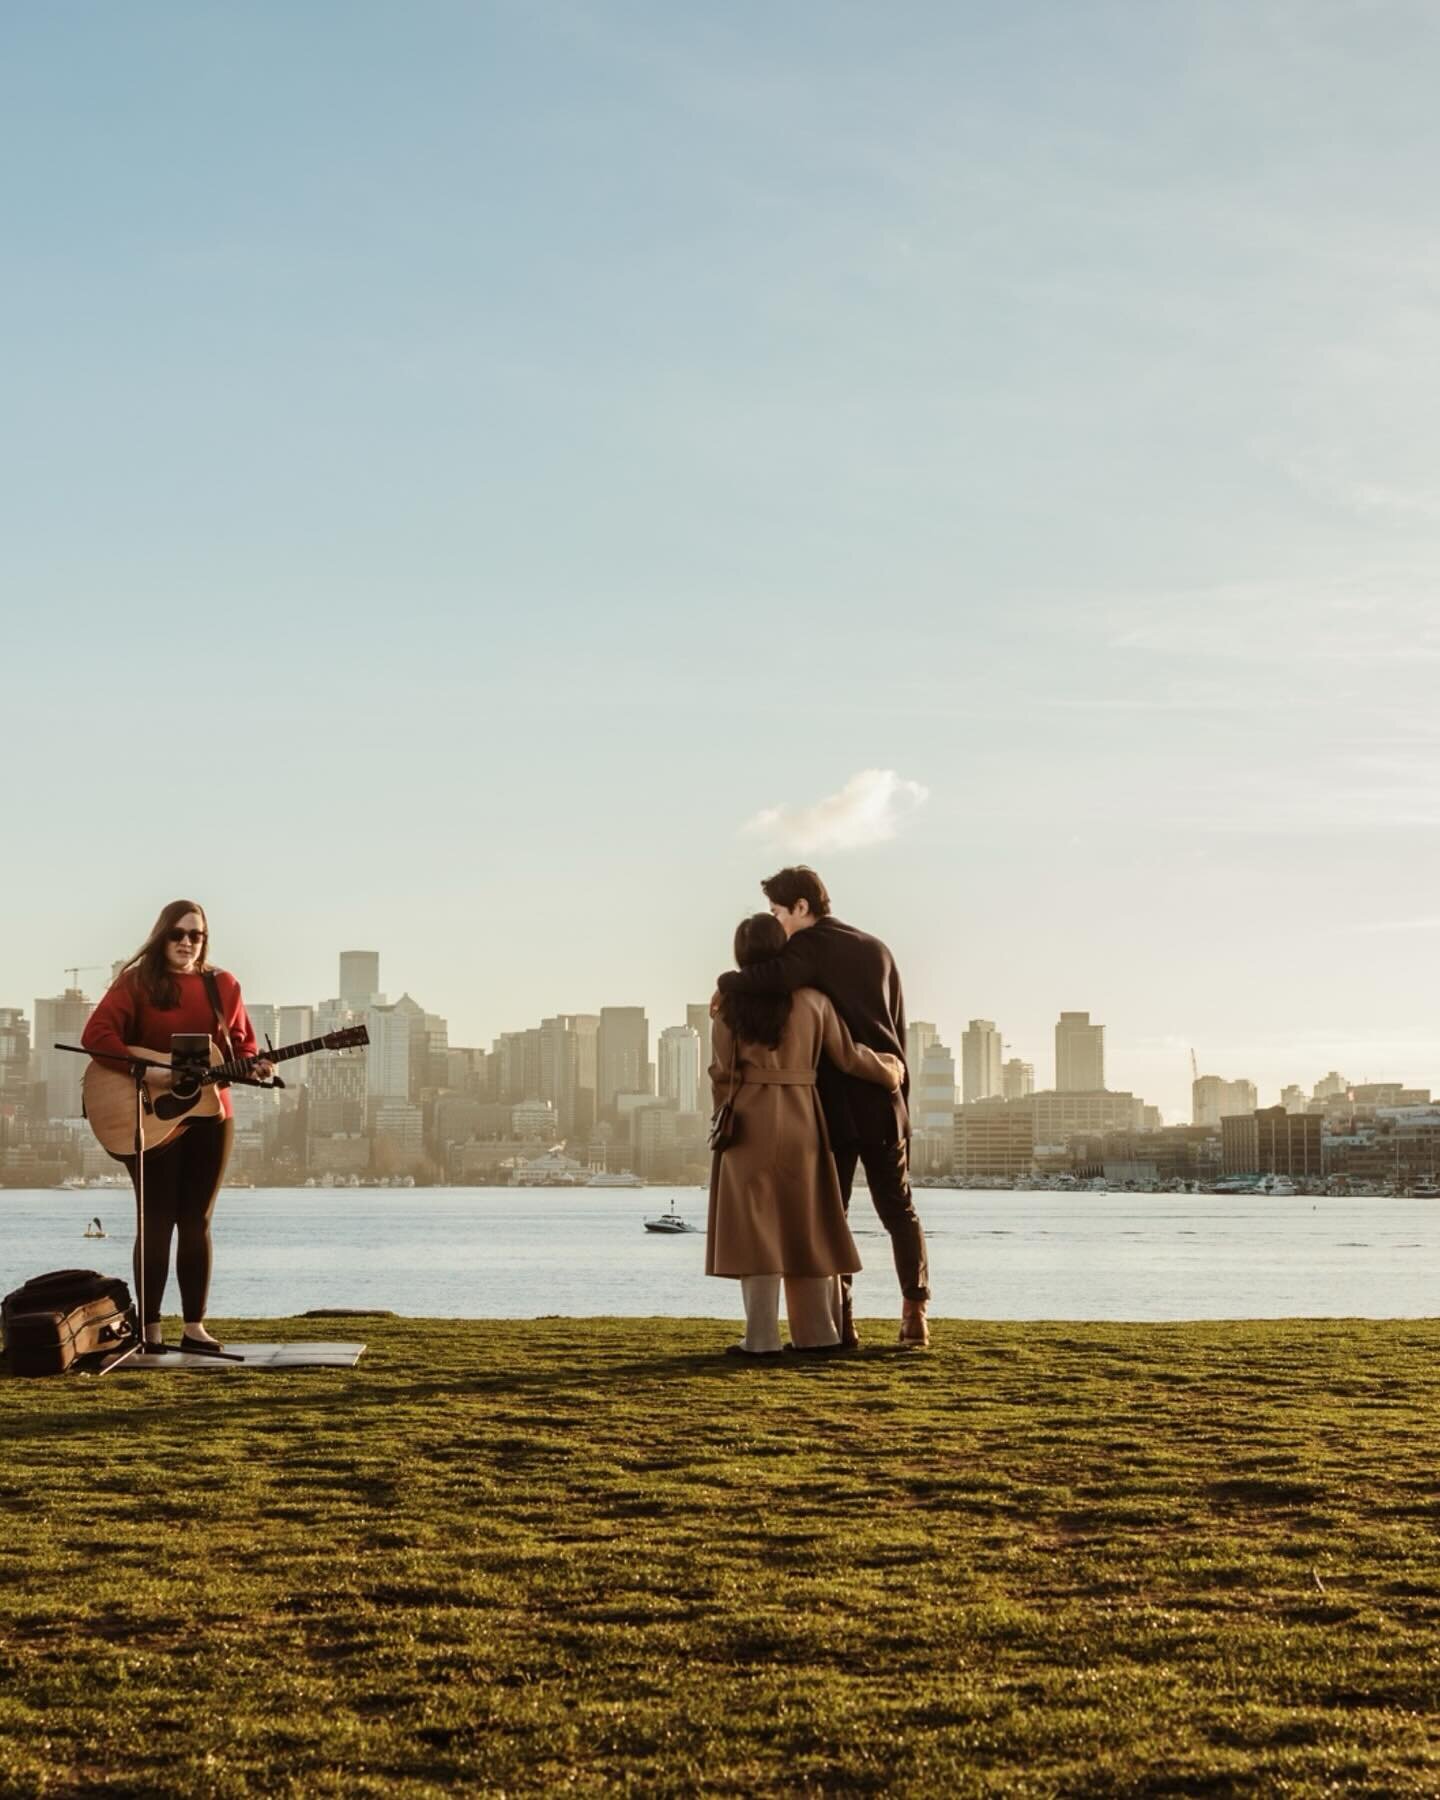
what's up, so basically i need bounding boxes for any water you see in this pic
[2,1188,1435,1320]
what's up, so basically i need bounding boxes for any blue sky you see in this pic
[5,1,1440,1119]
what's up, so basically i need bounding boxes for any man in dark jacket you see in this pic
[715,866,930,1347]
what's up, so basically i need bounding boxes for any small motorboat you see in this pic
[82,1217,107,1239]
[644,1207,699,1235]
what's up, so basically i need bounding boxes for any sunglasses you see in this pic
[168,928,206,944]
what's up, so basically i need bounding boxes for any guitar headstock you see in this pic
[322,1025,370,1051]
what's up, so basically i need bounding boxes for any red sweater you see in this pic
[82,970,258,1120]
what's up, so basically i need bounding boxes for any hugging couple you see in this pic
[706,866,930,1357]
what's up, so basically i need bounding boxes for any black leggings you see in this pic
[119,1118,233,1324]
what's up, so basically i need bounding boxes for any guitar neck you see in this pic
[207,1033,351,1086]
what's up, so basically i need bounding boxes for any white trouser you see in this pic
[738,1277,783,1352]
[784,1275,843,1348]
[738,1274,844,1351]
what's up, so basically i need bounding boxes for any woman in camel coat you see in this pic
[707,913,904,1355]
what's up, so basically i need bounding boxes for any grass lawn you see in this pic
[0,1316,1437,1797]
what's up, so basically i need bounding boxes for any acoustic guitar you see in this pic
[83,1026,370,1156]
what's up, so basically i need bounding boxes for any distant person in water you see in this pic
[707,912,903,1356]
[715,867,929,1348]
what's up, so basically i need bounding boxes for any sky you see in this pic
[4,0,1440,1122]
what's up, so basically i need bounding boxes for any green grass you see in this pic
[1,1318,1437,1797]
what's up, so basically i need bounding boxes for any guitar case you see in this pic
[2,1269,138,1377]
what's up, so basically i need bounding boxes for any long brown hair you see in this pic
[120,899,211,1010]
[719,913,793,1050]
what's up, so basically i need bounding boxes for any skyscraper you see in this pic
[915,1039,958,1174]
[906,1021,939,1075]
[961,1020,1004,1102]
[32,989,93,1121]
[598,1007,650,1111]
[1002,1057,1034,1101]
[658,1025,702,1113]
[1192,1075,1258,1128]
[687,1003,713,1085]
[1055,1012,1105,1092]
[339,951,381,1014]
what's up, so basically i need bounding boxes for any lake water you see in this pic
[1,1187,1435,1321]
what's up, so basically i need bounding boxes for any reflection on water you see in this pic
[1,1188,1435,1321]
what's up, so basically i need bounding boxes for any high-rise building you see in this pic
[1280,1084,1308,1115]
[1222,1108,1324,1178]
[1192,1075,1258,1128]
[0,1008,31,1105]
[365,1002,413,1104]
[961,1020,1003,1103]
[32,990,93,1121]
[306,1048,367,1136]
[1313,1071,1350,1102]
[1002,1057,1034,1101]
[906,1021,939,1076]
[914,1040,957,1174]
[598,1007,649,1111]
[658,1025,703,1113]
[278,1005,315,1085]
[571,1015,599,1136]
[687,1004,714,1086]
[1055,1012,1105,1092]
[339,951,381,1013]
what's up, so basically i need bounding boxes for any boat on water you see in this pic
[1411,1180,1440,1199]
[587,1170,644,1188]
[644,1207,699,1235]
[82,1217,106,1239]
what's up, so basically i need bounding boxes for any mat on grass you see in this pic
[115,1341,366,1371]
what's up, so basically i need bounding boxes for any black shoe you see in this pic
[723,1343,782,1358]
[179,1334,228,1357]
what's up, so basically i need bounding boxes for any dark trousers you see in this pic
[833,1139,930,1305]
[119,1118,232,1324]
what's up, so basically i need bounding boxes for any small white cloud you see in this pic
[742,768,930,853]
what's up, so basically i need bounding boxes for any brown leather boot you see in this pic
[898,1300,929,1348]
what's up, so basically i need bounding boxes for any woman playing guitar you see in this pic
[81,900,273,1356]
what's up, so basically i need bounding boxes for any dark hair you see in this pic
[760,865,831,918]
[719,914,792,1050]
[120,899,211,1010]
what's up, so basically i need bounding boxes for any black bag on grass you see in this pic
[2,1268,138,1377]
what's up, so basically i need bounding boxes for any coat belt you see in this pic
[737,1068,817,1085]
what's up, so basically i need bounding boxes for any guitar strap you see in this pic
[201,970,238,1070]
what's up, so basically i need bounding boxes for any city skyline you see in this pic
[12,944,1435,1129]
[6,4,1440,1128]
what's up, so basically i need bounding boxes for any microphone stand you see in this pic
[56,1044,248,1369]
[54,1043,168,1374]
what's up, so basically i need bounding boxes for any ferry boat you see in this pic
[586,1170,644,1189]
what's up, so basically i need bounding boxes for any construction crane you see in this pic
[64,965,107,993]
[1190,1048,1199,1084]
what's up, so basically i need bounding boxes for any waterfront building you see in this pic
[1031,1088,1145,1140]
[1192,1075,1258,1129]
[658,1025,703,1114]
[598,1007,649,1112]
[961,1020,1003,1103]
[1055,1012,1104,1092]
[510,1098,557,1141]
[1001,1058,1034,1101]
[954,1098,1035,1178]
[1221,1107,1324,1178]
[32,990,93,1122]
